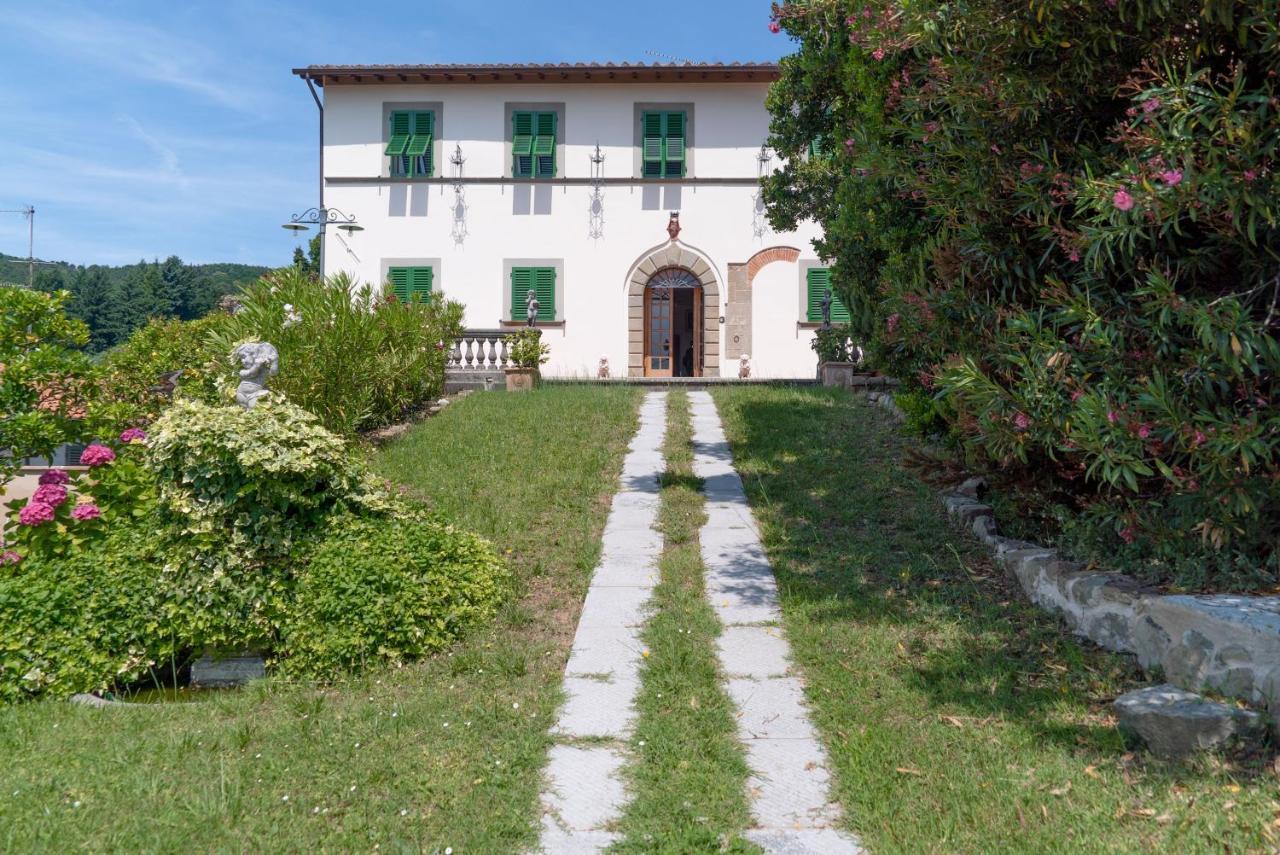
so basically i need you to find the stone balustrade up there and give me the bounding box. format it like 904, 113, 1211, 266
445, 329, 513, 392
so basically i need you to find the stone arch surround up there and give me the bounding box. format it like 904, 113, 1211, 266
724, 246, 801, 363
626, 241, 721, 377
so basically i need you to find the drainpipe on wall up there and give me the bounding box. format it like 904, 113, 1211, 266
304, 76, 325, 277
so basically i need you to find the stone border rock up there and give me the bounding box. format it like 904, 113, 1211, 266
866, 390, 906, 422
939, 477, 1280, 734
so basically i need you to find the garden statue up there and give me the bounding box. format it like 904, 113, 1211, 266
526, 289, 539, 328
739, 353, 752, 379
820, 288, 834, 329
598, 355, 610, 378
233, 342, 279, 410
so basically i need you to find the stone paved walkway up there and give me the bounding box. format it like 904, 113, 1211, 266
537, 390, 861, 854
690, 391, 863, 854
537, 391, 666, 852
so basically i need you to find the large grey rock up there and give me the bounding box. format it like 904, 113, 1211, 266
190, 652, 266, 688
1114, 684, 1266, 758
70, 693, 120, 707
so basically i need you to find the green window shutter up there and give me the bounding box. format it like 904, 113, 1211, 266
386, 112, 411, 156
510, 267, 556, 320
405, 111, 434, 176
641, 112, 664, 178
510, 267, 534, 320
409, 266, 433, 302
512, 112, 535, 178
664, 112, 686, 177
809, 137, 826, 158
532, 112, 557, 177
806, 268, 850, 322
388, 267, 411, 304
533, 267, 556, 321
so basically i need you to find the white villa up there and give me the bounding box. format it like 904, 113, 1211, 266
293, 62, 838, 379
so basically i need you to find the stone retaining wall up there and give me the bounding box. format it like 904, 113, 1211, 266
940, 480, 1280, 731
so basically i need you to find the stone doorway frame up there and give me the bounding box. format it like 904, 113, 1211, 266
626, 240, 720, 378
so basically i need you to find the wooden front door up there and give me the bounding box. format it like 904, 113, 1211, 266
644, 268, 702, 378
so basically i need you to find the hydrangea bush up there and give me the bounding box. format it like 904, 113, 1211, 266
764, 1, 1279, 587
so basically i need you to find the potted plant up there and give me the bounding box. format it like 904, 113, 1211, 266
812, 324, 866, 388
504, 329, 549, 392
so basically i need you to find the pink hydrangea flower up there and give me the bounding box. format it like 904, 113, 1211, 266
18, 501, 56, 527
119, 428, 147, 444
1159, 170, 1183, 186
1112, 189, 1135, 211
71, 503, 102, 522
38, 469, 70, 486
1013, 412, 1032, 430
32, 484, 68, 507
79, 444, 116, 467
1, 550, 20, 566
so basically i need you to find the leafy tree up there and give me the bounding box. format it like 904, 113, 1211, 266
0, 288, 92, 487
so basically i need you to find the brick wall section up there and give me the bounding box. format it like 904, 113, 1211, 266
745, 246, 801, 282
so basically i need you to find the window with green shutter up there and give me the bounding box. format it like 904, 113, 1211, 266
809, 137, 827, 158
387, 266, 434, 304
641, 111, 687, 178
386, 111, 434, 177
512, 111, 557, 178
510, 267, 556, 321
806, 268, 850, 323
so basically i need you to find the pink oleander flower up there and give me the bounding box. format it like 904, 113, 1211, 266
32, 484, 68, 507
1068, 249, 1081, 263
79, 444, 116, 467
1119, 525, 1138, 544
1192, 429, 1207, 446
886, 313, 900, 333
1, 550, 20, 566
18, 501, 56, 527
1106, 410, 1120, 424
1112, 189, 1135, 211
71, 503, 102, 522
119, 428, 147, 444
768, 20, 781, 33
38, 469, 71, 486
872, 48, 886, 61
1159, 170, 1183, 186
1013, 412, 1032, 430
1071, 388, 1085, 402
1242, 169, 1258, 183
1137, 423, 1153, 439
1141, 98, 1161, 114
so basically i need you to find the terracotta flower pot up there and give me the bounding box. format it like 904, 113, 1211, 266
505, 367, 538, 392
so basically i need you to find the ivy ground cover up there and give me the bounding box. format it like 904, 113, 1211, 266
712, 386, 1278, 852
0, 385, 639, 852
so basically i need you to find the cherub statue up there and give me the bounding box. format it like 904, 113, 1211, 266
233, 342, 279, 410
820, 288, 834, 329
597, 355, 611, 379
526, 290, 540, 328
738, 353, 752, 379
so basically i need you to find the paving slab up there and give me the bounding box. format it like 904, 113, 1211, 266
541, 744, 629, 830
745, 828, 865, 854
577, 582, 652, 628
566, 624, 645, 678
741, 736, 842, 828
726, 677, 821, 740
717, 626, 792, 678
589, 554, 660, 588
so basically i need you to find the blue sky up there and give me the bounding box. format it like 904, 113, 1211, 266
0, 1, 787, 268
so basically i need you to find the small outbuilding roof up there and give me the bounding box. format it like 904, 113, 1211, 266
292, 62, 780, 86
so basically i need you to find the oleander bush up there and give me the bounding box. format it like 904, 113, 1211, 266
90, 315, 224, 434
765, 1, 1280, 587
208, 268, 465, 435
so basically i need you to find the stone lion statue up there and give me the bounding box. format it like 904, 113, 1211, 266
233, 342, 279, 410
597, 355, 611, 379
738, 353, 752, 379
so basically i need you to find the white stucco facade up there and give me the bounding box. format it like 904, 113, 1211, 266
303, 65, 824, 378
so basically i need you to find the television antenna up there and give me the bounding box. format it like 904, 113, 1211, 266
643, 49, 701, 65
0, 206, 36, 288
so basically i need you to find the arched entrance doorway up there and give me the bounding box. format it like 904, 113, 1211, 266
644, 267, 702, 377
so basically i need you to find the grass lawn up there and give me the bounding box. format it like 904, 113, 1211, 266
0, 386, 640, 852
712, 385, 1279, 853
614, 390, 756, 853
